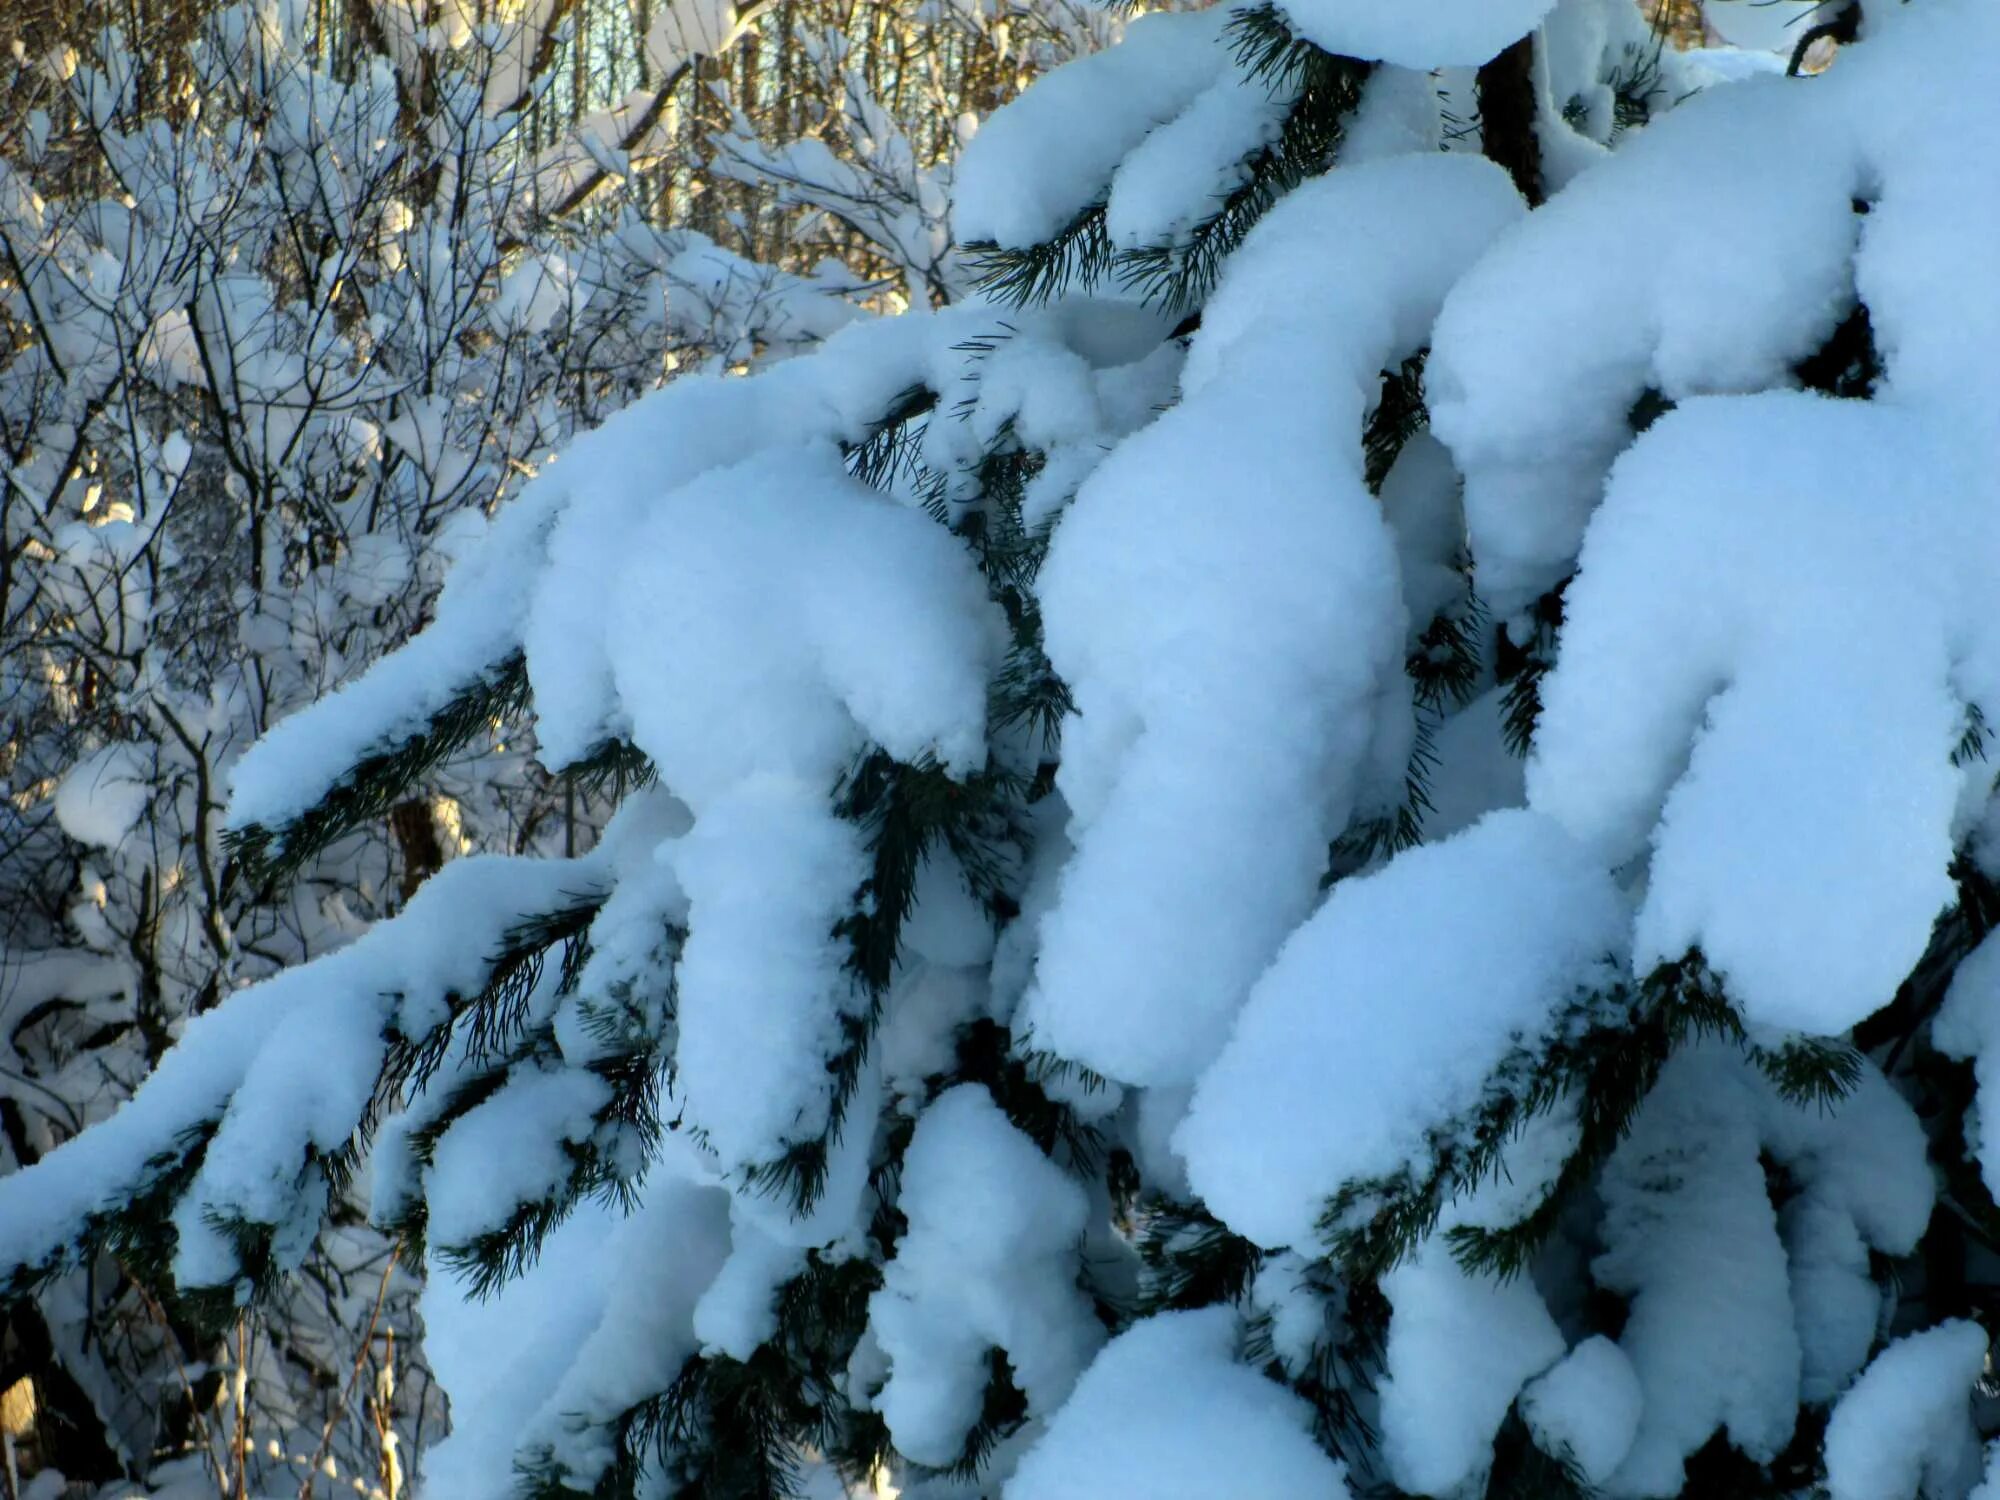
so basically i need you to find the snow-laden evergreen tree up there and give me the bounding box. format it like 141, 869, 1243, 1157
5, 0, 2000, 1496
0, 0, 1110, 1490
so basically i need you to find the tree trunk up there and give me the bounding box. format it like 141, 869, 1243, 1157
1477, 36, 1544, 208
390, 800, 444, 902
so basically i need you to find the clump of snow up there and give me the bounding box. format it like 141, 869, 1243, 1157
1020, 153, 1523, 1091
333, 529, 415, 610
1378, 1239, 1564, 1496
554, 792, 692, 1068
1528, 395, 1978, 1034
913, 299, 1180, 534
952, 8, 1229, 249
692, 1208, 808, 1362
1177, 810, 1624, 1251
1429, 77, 1861, 617
1249, 1254, 1325, 1379
1435, 0, 2000, 628
422, 1165, 731, 1495
1277, 0, 1559, 69
1374, 1112, 1574, 1495
1578, 1049, 1937, 1494
53, 743, 151, 849
1594, 1045, 1801, 1496
1431, 0, 2000, 1046
1823, 1322, 1987, 1500
1104, 63, 1287, 252
867, 1086, 1100, 1467
638, 0, 742, 83
1522, 1336, 1645, 1486
222, 424, 557, 832
1972, 1442, 2000, 1500
1756, 1059, 1933, 1402
522, 1175, 731, 1488
594, 442, 1001, 804
226, 306, 997, 834
666, 778, 868, 1179
1937, 932, 2000, 1203
446, 348, 1009, 1191
1003, 1307, 1351, 1500
1846, 1, 2000, 432
426, 1063, 611, 1251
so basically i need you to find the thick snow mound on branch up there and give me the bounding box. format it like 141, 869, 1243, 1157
1823, 1322, 1987, 1500
599, 443, 1001, 806
1595, 1046, 1801, 1497
1757, 1060, 1933, 1403
1019, 152, 1523, 1091
666, 778, 867, 1177
1429, 75, 1859, 617
1379, 1236, 1565, 1495
426, 1064, 612, 1250
1104, 62, 1288, 252
225, 307, 992, 831
867, 1086, 1100, 1466
1585, 1047, 1937, 1497
422, 1171, 731, 1495
1432, 0, 2000, 617
540, 434, 1004, 1180
952, 8, 1228, 249
1522, 1337, 1645, 1486
1937, 933, 2000, 1205
1003, 1307, 1351, 1500
1177, 810, 1624, 1251
1277, 0, 1558, 68
53, 743, 151, 848
330, 346, 1007, 1191
1530, 395, 1990, 1034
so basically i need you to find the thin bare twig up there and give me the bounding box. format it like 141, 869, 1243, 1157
297, 1251, 396, 1500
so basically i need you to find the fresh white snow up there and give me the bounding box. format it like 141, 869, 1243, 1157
1003, 1308, 1352, 1500
1178, 810, 1624, 1251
